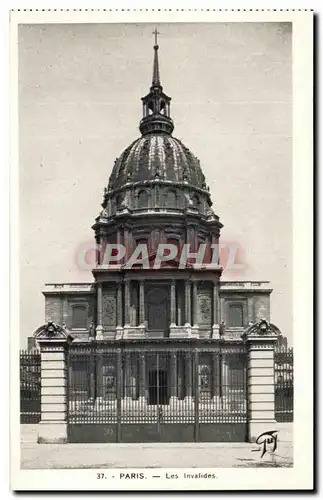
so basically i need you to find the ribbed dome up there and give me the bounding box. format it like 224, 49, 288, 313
108, 134, 206, 191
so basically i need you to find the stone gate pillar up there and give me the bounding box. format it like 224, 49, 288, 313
242, 319, 280, 442
34, 322, 73, 444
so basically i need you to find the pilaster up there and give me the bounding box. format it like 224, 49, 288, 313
124, 279, 131, 327
170, 279, 176, 327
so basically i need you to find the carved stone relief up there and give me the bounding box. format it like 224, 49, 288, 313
198, 285, 212, 325
103, 290, 116, 327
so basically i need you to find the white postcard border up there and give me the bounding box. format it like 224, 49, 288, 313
10, 8, 313, 491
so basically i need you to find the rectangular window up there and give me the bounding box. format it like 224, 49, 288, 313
72, 305, 87, 329
228, 304, 244, 327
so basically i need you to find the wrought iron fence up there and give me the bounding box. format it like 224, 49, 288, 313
274, 345, 293, 422
20, 349, 41, 423
67, 343, 248, 442
19, 341, 293, 432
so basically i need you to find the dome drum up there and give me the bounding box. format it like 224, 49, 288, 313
101, 184, 214, 218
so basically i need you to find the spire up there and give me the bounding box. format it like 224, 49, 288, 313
152, 28, 161, 87
139, 30, 174, 136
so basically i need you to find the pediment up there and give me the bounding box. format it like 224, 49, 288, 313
34, 321, 73, 341
243, 318, 281, 338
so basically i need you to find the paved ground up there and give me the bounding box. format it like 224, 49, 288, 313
20, 425, 293, 469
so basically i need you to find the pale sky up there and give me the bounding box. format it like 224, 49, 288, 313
18, 22, 292, 346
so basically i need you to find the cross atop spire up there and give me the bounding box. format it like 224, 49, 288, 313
152, 28, 160, 47
152, 28, 161, 87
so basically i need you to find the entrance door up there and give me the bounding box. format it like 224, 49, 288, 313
146, 287, 169, 337
148, 370, 168, 405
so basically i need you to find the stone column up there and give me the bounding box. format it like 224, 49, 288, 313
34, 323, 73, 444
170, 280, 176, 326
169, 352, 178, 404
96, 282, 104, 339
185, 352, 193, 402
124, 279, 131, 327
139, 280, 145, 326
185, 280, 192, 327
192, 281, 198, 326
242, 319, 279, 442
139, 353, 146, 404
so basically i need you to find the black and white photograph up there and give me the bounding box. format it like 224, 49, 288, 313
10, 9, 313, 491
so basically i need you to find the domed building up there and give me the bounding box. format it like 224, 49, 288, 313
39, 36, 275, 442
90, 37, 225, 341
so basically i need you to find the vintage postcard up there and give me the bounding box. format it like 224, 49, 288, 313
10, 9, 313, 491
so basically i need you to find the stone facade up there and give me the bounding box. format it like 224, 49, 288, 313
38, 280, 272, 343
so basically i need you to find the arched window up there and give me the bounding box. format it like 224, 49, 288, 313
148, 101, 154, 115
228, 304, 244, 327
165, 189, 177, 208
192, 194, 202, 212
115, 194, 122, 210
72, 305, 87, 329
138, 190, 148, 208
160, 100, 166, 115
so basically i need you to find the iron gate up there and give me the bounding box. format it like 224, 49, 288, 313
20, 349, 41, 423
274, 345, 294, 422
67, 343, 248, 443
